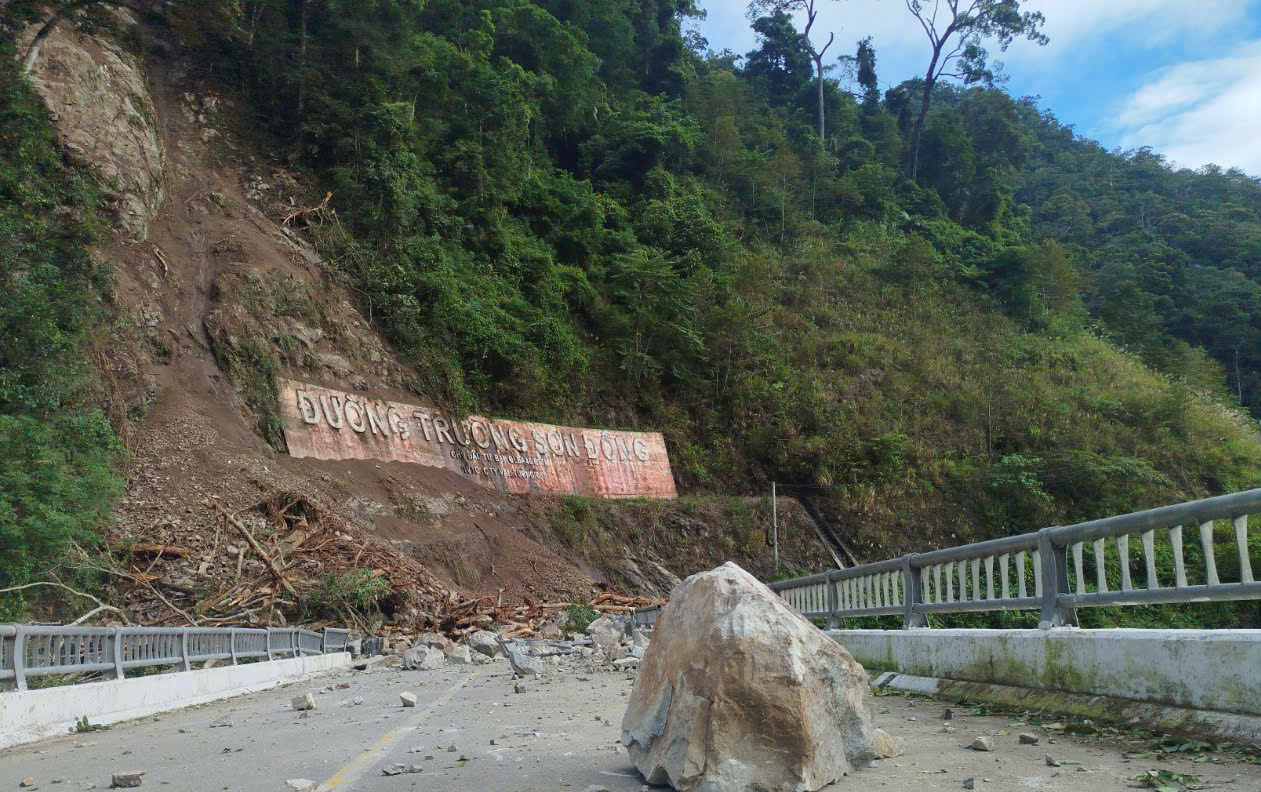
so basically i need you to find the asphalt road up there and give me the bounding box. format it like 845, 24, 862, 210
3, 656, 1259, 791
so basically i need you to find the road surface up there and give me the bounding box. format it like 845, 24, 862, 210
3, 656, 1258, 791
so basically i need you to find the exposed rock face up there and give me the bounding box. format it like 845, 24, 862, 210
621, 562, 875, 792
22, 12, 164, 240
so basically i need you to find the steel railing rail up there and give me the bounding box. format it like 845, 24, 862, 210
0, 625, 351, 692
771, 487, 1261, 629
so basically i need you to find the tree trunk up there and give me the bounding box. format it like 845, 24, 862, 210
296, 0, 309, 124
908, 46, 942, 181
814, 53, 825, 143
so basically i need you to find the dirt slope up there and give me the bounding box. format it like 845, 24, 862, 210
29, 17, 835, 631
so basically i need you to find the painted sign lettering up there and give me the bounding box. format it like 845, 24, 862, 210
277, 378, 677, 499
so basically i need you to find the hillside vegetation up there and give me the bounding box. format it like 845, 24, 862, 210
2, 0, 1260, 618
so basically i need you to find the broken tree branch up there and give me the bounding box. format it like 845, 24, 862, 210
211, 500, 299, 598
0, 581, 133, 626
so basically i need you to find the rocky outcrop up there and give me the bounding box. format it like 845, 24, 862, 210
21, 12, 164, 240
621, 562, 875, 792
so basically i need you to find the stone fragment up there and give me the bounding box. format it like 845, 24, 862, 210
969, 736, 994, 752
587, 616, 624, 658
962, 778, 975, 790
412, 633, 454, 654
1045, 754, 1060, 767
583, 786, 610, 792
471, 630, 499, 655
110, 772, 144, 788
629, 645, 646, 659
291, 693, 316, 711
872, 728, 904, 758
20, 780, 34, 788
612, 657, 640, 669
401, 647, 426, 670
419, 647, 445, 671
381, 764, 406, 776
352, 696, 364, 706
942, 708, 952, 720
507, 651, 544, 678
514, 683, 527, 694
1019, 733, 1039, 745
210, 714, 234, 728
400, 692, 417, 707
448, 645, 473, 665
622, 562, 875, 792
284, 781, 315, 791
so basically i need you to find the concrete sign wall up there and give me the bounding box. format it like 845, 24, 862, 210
277, 378, 678, 499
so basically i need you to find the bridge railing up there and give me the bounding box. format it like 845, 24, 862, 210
772, 487, 1261, 629
0, 624, 351, 691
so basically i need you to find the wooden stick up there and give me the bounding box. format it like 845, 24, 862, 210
212, 500, 298, 598
0, 581, 133, 626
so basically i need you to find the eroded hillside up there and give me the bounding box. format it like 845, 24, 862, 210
4, 2, 1261, 632
3, 12, 832, 633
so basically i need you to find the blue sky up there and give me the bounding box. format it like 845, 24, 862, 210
692, 0, 1261, 175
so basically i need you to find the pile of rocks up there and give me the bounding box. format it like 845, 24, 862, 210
400, 632, 494, 670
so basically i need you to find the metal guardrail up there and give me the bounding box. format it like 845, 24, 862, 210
0, 625, 350, 691
771, 488, 1261, 629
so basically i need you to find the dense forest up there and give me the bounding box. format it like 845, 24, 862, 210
2, 0, 1261, 616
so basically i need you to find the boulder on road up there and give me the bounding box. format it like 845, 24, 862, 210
621, 562, 875, 792
412, 633, 453, 654
291, 693, 315, 712
110, 771, 144, 788
401, 647, 426, 670
418, 646, 445, 671
587, 616, 624, 657
872, 728, 904, 758
448, 645, 473, 665
506, 650, 545, 678
468, 631, 501, 657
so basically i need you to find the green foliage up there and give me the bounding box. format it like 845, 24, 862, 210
305, 570, 390, 621
0, 43, 122, 618
560, 602, 599, 633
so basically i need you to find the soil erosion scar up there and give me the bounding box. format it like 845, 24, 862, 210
277, 377, 678, 499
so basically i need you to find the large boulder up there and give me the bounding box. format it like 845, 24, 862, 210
468, 631, 500, 657
621, 562, 875, 792
587, 616, 624, 657
412, 633, 453, 654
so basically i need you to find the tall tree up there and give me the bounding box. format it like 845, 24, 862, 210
747, 0, 834, 143
902, 0, 1047, 181
854, 36, 879, 114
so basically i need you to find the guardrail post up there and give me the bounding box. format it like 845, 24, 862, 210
290, 629, 299, 659
902, 554, 928, 629
180, 628, 192, 672
229, 628, 239, 665
1037, 528, 1078, 629
13, 625, 27, 691
825, 572, 841, 628
112, 627, 125, 680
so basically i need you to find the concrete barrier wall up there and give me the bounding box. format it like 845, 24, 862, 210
830, 628, 1261, 716
0, 652, 350, 750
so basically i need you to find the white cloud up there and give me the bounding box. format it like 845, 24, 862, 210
1112, 41, 1261, 172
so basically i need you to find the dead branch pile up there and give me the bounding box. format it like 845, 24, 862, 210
86, 490, 664, 644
